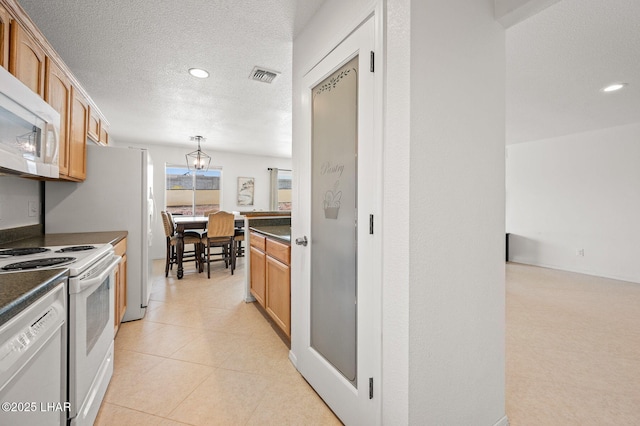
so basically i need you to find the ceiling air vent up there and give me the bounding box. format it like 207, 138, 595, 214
250, 67, 280, 84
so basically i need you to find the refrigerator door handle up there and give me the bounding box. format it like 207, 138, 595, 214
148, 187, 156, 243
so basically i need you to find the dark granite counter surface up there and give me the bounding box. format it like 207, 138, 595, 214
0, 268, 68, 326
242, 211, 291, 218
0, 231, 127, 249
250, 225, 291, 243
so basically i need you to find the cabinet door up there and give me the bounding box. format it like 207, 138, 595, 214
113, 260, 121, 332
9, 22, 46, 97
250, 246, 266, 307
0, 4, 9, 69
88, 108, 100, 142
45, 58, 71, 176
68, 87, 88, 180
99, 125, 109, 145
118, 253, 127, 324
266, 256, 291, 337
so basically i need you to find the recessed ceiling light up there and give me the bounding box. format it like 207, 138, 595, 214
188, 68, 209, 79
601, 82, 628, 93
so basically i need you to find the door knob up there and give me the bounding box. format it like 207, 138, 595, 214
295, 236, 308, 246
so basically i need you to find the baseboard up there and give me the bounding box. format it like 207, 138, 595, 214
288, 350, 298, 368
509, 257, 639, 284
493, 415, 509, 426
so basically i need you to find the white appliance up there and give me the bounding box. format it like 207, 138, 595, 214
0, 243, 118, 426
0, 66, 60, 179
45, 145, 155, 322
0, 279, 67, 426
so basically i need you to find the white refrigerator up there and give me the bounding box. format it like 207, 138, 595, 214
45, 144, 155, 322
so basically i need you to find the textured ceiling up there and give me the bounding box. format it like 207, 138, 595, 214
507, 0, 640, 144
17, 0, 640, 153
18, 0, 326, 158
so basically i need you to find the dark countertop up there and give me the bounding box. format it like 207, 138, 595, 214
0, 231, 128, 248
250, 225, 291, 243
0, 268, 68, 326
0, 231, 127, 325
242, 211, 291, 218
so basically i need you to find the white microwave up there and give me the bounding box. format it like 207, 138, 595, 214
0, 66, 60, 179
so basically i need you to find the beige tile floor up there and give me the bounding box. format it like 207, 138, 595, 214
95, 258, 640, 425
506, 262, 640, 425
95, 258, 341, 426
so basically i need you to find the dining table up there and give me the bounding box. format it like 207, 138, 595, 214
172, 215, 245, 279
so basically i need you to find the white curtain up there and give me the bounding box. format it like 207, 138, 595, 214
269, 168, 279, 210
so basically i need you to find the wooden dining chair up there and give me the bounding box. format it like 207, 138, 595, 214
201, 211, 236, 278
234, 227, 245, 258
161, 211, 202, 277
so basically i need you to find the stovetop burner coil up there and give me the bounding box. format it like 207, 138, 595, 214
0, 247, 50, 257
55, 245, 96, 253
1, 257, 76, 271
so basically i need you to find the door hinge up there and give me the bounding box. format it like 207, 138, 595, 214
370, 51, 375, 72
369, 214, 374, 234
369, 377, 374, 399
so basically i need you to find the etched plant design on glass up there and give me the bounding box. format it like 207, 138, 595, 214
323, 180, 342, 219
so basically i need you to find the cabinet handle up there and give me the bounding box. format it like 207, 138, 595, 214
295, 236, 308, 247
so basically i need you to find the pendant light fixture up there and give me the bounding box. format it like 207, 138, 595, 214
185, 135, 211, 172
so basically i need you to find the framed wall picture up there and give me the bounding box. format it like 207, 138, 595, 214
237, 176, 255, 206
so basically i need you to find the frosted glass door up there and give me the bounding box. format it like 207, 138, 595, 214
311, 56, 358, 385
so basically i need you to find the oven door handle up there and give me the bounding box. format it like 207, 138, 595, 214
71, 256, 121, 293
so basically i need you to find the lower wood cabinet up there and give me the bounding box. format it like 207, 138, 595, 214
249, 231, 291, 337
113, 237, 127, 335
250, 246, 266, 306
266, 255, 291, 336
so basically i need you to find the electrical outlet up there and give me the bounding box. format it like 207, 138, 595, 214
576, 248, 584, 257
28, 201, 38, 217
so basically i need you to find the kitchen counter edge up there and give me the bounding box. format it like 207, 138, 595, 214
0, 268, 68, 326
249, 226, 291, 244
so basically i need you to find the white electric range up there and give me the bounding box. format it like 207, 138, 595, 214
0, 244, 112, 275
0, 243, 119, 426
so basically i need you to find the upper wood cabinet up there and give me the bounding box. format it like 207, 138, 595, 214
69, 87, 88, 181
88, 107, 100, 142
9, 21, 45, 97
45, 58, 71, 177
0, 4, 9, 69
1, 0, 110, 179
89, 107, 110, 145
99, 124, 109, 145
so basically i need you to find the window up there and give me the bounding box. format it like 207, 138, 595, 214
269, 168, 292, 211
165, 165, 221, 216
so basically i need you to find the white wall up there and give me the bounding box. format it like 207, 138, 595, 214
112, 141, 291, 259
383, 0, 411, 422
507, 122, 640, 283
0, 175, 41, 230
293, 0, 506, 424
408, 0, 505, 424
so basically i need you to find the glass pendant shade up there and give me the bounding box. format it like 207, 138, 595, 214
186, 136, 211, 172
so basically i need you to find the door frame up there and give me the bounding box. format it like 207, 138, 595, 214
290, 3, 384, 424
